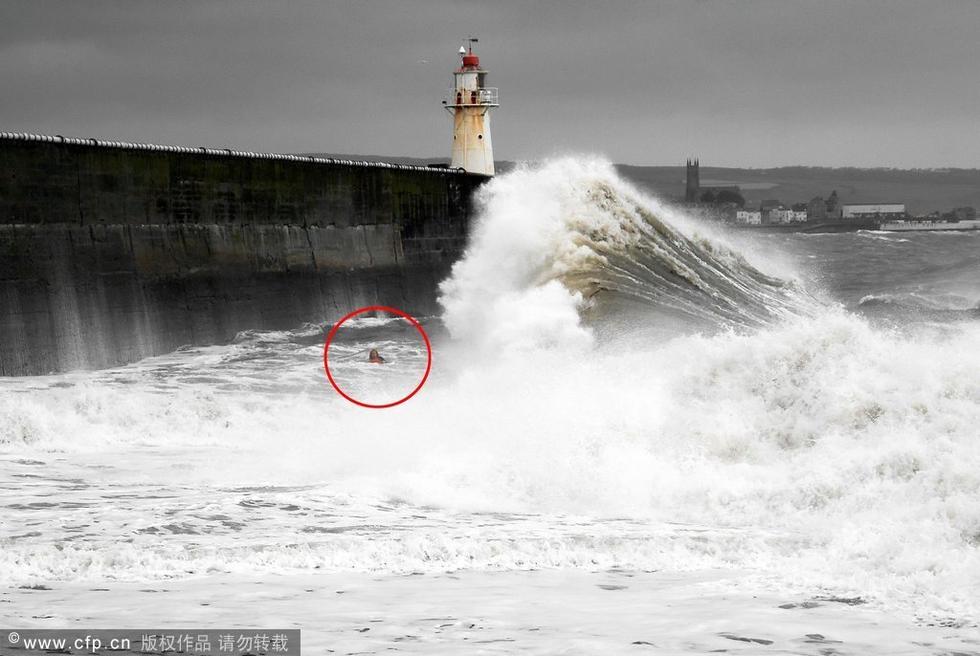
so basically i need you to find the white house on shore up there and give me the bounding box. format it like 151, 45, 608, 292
763, 207, 809, 224
735, 210, 762, 225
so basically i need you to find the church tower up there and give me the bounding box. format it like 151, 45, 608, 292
685, 158, 700, 203
444, 39, 498, 176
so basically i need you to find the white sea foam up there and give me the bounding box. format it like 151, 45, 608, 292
1, 157, 978, 627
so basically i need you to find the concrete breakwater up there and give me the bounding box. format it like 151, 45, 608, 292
0, 133, 484, 375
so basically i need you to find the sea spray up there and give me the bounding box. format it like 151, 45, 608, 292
439, 157, 813, 356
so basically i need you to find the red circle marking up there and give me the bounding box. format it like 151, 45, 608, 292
323, 305, 432, 409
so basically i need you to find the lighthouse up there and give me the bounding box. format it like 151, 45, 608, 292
444, 38, 498, 176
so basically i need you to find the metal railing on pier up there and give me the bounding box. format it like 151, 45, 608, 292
0, 132, 467, 175
446, 87, 499, 107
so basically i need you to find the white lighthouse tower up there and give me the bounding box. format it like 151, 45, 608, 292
444, 38, 498, 176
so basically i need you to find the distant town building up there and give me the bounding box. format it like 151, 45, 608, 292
769, 207, 794, 224
683, 158, 743, 208
807, 196, 827, 222
841, 203, 906, 219
735, 210, 762, 225
685, 158, 700, 203
726, 186, 914, 230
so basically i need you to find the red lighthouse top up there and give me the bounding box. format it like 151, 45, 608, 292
459, 38, 481, 70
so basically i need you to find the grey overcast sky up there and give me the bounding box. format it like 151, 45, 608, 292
1, 1, 978, 168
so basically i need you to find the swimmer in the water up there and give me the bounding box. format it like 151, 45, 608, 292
368, 348, 385, 364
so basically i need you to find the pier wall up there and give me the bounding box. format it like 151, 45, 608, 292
0, 134, 482, 375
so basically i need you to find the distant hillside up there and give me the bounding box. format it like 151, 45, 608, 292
304, 154, 979, 215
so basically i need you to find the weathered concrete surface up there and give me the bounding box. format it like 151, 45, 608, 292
0, 136, 482, 375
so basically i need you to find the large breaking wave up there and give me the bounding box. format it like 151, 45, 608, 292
439, 158, 814, 353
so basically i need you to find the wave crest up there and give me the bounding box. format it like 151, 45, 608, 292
439, 157, 813, 353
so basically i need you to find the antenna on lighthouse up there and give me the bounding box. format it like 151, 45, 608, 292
444, 39, 498, 176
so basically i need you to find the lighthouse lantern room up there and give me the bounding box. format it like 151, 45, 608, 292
444, 38, 498, 176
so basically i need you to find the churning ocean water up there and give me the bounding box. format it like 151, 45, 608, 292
2, 159, 979, 654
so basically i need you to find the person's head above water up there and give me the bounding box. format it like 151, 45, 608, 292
368, 348, 385, 364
